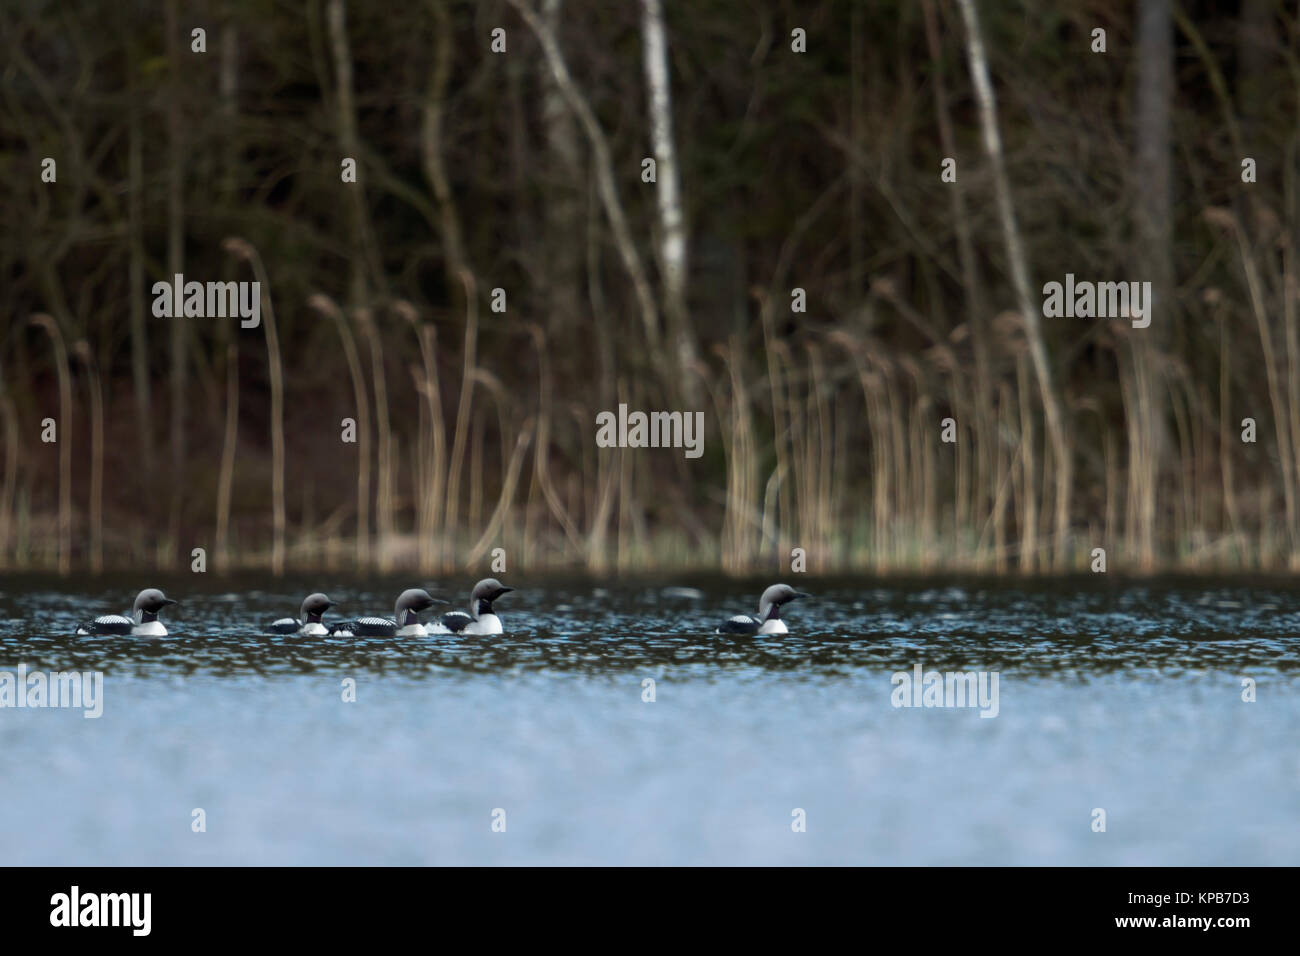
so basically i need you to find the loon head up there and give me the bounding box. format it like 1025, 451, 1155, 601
300, 592, 336, 623
470, 578, 514, 618
132, 588, 178, 625
394, 588, 447, 625
757, 583, 809, 622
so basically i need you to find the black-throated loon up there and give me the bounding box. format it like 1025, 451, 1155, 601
715, 583, 809, 635
267, 593, 337, 635
429, 578, 515, 635
328, 588, 447, 637
76, 588, 179, 636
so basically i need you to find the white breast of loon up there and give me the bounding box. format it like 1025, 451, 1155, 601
467, 612, 503, 635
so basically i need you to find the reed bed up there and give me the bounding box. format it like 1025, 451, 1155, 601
4, 278, 1299, 577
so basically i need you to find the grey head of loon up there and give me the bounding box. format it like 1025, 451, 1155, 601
133, 588, 178, 625
300, 592, 336, 623
757, 583, 809, 622
469, 578, 514, 618
395, 588, 447, 625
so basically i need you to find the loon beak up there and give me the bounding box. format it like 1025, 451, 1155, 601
499, 587, 515, 594
791, 592, 810, 601
162, 598, 179, 607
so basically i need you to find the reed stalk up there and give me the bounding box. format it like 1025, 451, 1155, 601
72, 341, 103, 574
310, 293, 371, 569
215, 341, 239, 570
30, 314, 72, 575
224, 238, 286, 575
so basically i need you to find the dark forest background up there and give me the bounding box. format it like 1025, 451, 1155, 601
1, 0, 1296, 576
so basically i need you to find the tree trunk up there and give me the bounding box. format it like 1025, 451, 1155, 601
127, 29, 151, 477
539, 0, 583, 358
165, 0, 187, 563
956, 0, 1072, 569
640, 0, 698, 400
326, 0, 372, 309
508, 0, 663, 359
923, 0, 993, 561
1134, 0, 1174, 569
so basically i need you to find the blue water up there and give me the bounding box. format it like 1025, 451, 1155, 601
1, 575, 1296, 864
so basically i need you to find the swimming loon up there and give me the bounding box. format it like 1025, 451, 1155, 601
429, 578, 515, 635
328, 588, 447, 637
267, 593, 337, 635
715, 584, 809, 635
76, 588, 179, 636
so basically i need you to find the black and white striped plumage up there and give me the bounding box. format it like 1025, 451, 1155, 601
329, 615, 403, 637
76, 588, 178, 636
267, 593, 336, 635
716, 614, 764, 635
714, 584, 809, 636
76, 614, 135, 636
329, 588, 446, 637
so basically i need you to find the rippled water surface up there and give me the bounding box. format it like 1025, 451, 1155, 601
1, 573, 1297, 864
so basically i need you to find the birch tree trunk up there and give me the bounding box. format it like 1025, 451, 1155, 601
923, 0, 993, 558
956, 0, 1072, 569
640, 0, 699, 398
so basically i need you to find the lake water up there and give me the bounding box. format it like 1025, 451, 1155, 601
1, 573, 1297, 865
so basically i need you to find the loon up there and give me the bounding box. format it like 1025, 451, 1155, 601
267, 593, 337, 635
715, 583, 809, 635
76, 588, 178, 636
429, 578, 515, 635
328, 588, 447, 637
